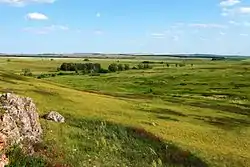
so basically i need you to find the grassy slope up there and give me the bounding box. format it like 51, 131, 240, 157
0, 57, 250, 167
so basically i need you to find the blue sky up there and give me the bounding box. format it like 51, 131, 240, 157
0, 0, 250, 55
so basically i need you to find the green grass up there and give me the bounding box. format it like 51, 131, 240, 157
6, 146, 47, 167
42, 115, 207, 167
0, 57, 250, 167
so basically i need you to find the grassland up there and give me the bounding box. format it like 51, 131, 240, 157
0, 57, 250, 167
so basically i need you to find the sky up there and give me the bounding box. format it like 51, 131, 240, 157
0, 0, 250, 55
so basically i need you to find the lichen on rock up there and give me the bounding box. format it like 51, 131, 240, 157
0, 93, 43, 153
44, 111, 65, 123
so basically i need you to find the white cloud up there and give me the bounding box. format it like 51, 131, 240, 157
175, 22, 185, 26
221, 7, 231, 16
75, 29, 82, 33
23, 25, 68, 34
220, 32, 226, 35
229, 20, 238, 25
189, 23, 227, 28
221, 12, 229, 16
238, 7, 250, 14
0, 0, 55, 6
240, 33, 248, 36
243, 21, 250, 26
26, 13, 48, 20
220, 0, 240, 7
151, 33, 164, 36
150, 33, 166, 39
94, 30, 103, 35
96, 12, 101, 17
228, 20, 250, 26
222, 7, 250, 16
173, 36, 179, 41
199, 37, 207, 41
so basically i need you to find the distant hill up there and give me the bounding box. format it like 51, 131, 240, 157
0, 53, 249, 59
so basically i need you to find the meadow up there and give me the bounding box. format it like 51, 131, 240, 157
0, 56, 250, 167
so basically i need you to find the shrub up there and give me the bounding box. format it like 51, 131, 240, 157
37, 73, 57, 79
212, 57, 225, 61
137, 63, 144, 69
180, 83, 187, 86
22, 69, 32, 76
108, 63, 118, 72
58, 72, 64, 76
132, 66, 137, 70
118, 64, 124, 71
37, 74, 46, 79
124, 64, 130, 70
82, 69, 88, 74
89, 73, 100, 76
50, 59, 54, 61
167, 64, 170, 67
147, 64, 153, 69
7, 59, 11, 62
84, 58, 89, 61
99, 68, 109, 73
149, 88, 153, 93
179, 64, 185, 67
142, 63, 152, 69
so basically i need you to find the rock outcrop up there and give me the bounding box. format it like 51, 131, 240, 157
0, 93, 43, 151
0, 154, 9, 167
0, 134, 8, 167
44, 111, 65, 123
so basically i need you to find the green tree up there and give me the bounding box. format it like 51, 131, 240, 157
138, 63, 144, 69
108, 63, 118, 72
124, 64, 130, 70
179, 63, 185, 67
118, 64, 124, 71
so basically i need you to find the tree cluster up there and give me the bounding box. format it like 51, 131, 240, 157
137, 63, 152, 69
60, 63, 101, 73
108, 64, 130, 72
58, 62, 152, 75
211, 57, 225, 61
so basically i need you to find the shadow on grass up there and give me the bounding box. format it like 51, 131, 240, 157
156, 116, 179, 122
0, 88, 20, 94
0, 77, 17, 84
141, 108, 187, 117
194, 115, 250, 130
237, 103, 250, 108
32, 89, 59, 97
63, 114, 208, 167
0, 72, 29, 82
189, 102, 250, 116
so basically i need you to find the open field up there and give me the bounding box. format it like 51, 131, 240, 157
0, 57, 250, 167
